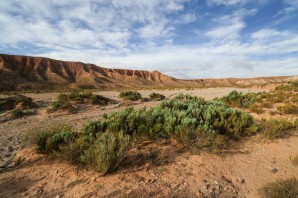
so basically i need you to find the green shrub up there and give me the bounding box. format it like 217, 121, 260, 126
48, 100, 77, 113
82, 132, 131, 174
149, 92, 166, 100
90, 94, 113, 105
259, 178, 298, 198
119, 91, 142, 101
11, 109, 24, 118
277, 103, 298, 114
260, 119, 296, 140
0, 95, 36, 112
217, 90, 256, 108
26, 124, 75, 153
83, 120, 102, 141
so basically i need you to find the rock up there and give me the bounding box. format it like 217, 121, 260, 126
238, 177, 245, 184
271, 168, 278, 174
7, 146, 14, 152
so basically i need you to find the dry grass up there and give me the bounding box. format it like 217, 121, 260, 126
259, 178, 298, 198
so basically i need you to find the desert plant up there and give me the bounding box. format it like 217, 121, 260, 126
119, 91, 142, 101
149, 92, 166, 100
249, 104, 264, 114
217, 90, 256, 108
82, 132, 131, 174
259, 178, 298, 198
259, 119, 296, 140
277, 103, 298, 115
26, 123, 75, 153
0, 95, 36, 112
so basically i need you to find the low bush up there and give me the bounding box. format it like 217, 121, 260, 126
81, 132, 131, 174
277, 103, 298, 115
49, 91, 113, 112
0, 95, 36, 112
149, 92, 166, 100
249, 104, 264, 114
259, 119, 296, 140
259, 178, 298, 198
119, 91, 142, 101
217, 90, 256, 108
26, 124, 75, 153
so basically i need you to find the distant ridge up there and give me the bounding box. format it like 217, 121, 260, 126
0, 54, 296, 91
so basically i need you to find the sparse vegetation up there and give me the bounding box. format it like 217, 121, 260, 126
259, 178, 298, 198
249, 104, 264, 114
259, 119, 296, 140
149, 92, 166, 100
277, 103, 298, 115
0, 95, 37, 112
48, 91, 114, 113
119, 90, 142, 101
291, 154, 298, 167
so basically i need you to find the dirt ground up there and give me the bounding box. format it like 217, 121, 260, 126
0, 87, 297, 198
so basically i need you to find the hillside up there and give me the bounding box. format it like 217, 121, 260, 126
0, 54, 296, 91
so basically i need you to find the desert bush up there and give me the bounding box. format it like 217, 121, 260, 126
149, 92, 166, 100
260, 101, 273, 109
83, 120, 102, 141
11, 109, 25, 118
291, 154, 298, 167
259, 178, 298, 198
276, 82, 298, 92
0, 95, 36, 112
217, 90, 256, 108
49, 91, 113, 112
81, 132, 131, 174
259, 119, 296, 140
249, 104, 264, 114
26, 124, 75, 153
119, 91, 142, 101
277, 103, 298, 114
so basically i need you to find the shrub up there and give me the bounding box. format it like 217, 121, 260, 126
249, 104, 264, 114
277, 103, 298, 115
48, 100, 77, 113
259, 119, 296, 140
119, 91, 142, 101
0, 95, 36, 112
82, 132, 131, 174
259, 178, 298, 198
217, 90, 256, 108
291, 154, 298, 167
26, 124, 75, 153
11, 109, 24, 118
149, 92, 166, 100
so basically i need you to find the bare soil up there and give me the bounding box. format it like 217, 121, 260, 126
0, 87, 297, 198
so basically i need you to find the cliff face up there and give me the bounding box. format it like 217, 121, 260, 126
0, 54, 181, 90
0, 54, 296, 91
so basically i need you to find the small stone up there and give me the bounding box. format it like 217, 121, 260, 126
55, 170, 59, 174
238, 177, 245, 184
55, 195, 61, 198
271, 168, 278, 174
263, 148, 266, 151
7, 146, 14, 152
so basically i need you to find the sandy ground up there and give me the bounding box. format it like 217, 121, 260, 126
0, 87, 297, 198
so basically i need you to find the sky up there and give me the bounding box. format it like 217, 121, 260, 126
1, 0, 298, 79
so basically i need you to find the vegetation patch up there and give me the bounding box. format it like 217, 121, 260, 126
119, 91, 142, 101
249, 104, 264, 114
259, 178, 298, 198
0, 95, 37, 112
259, 119, 296, 140
277, 103, 298, 115
216, 90, 256, 108
48, 91, 114, 113
149, 92, 166, 100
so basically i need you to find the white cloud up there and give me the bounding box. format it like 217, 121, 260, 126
207, 0, 251, 6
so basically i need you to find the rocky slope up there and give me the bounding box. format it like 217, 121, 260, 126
0, 54, 186, 91
0, 54, 296, 91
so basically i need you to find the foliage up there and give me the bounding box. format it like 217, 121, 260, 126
26, 123, 75, 153
216, 90, 256, 108
149, 92, 166, 100
81, 132, 131, 174
0, 95, 36, 112
249, 104, 264, 114
11, 109, 25, 118
49, 91, 113, 112
119, 91, 142, 101
275, 81, 298, 92
259, 119, 296, 140
277, 103, 298, 115
259, 178, 298, 198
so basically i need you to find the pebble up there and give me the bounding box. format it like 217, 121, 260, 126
271, 168, 278, 174
238, 177, 245, 184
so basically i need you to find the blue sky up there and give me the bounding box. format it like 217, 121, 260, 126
1, 0, 298, 79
